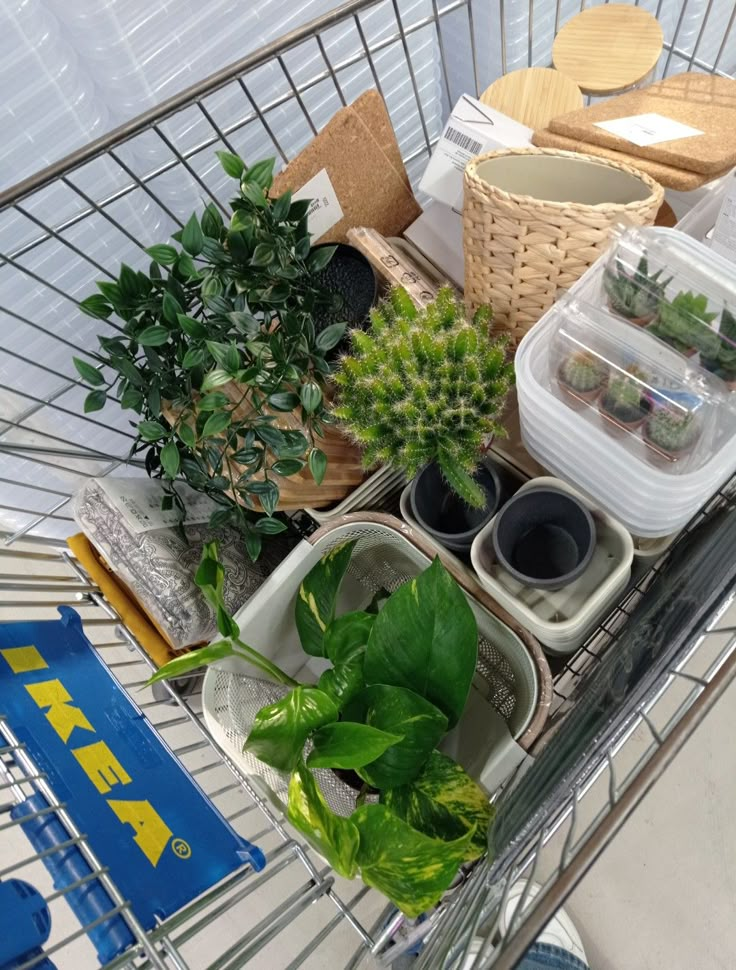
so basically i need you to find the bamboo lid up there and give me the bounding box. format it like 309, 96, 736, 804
552, 4, 663, 96
480, 67, 583, 130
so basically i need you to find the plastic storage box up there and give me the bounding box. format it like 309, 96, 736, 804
516, 294, 736, 536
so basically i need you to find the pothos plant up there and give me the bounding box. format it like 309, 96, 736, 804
72, 151, 345, 560
150, 540, 494, 916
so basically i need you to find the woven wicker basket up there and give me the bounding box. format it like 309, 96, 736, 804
463, 147, 664, 346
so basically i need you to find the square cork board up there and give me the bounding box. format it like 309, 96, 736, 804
271, 91, 420, 243
531, 128, 732, 191
549, 73, 736, 176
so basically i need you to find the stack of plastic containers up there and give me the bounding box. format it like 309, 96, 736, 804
516, 226, 736, 538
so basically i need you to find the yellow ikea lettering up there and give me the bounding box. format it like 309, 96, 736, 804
25, 679, 94, 743
1, 645, 48, 674
107, 799, 172, 867
73, 740, 132, 794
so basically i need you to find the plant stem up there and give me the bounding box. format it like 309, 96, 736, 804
232, 636, 300, 687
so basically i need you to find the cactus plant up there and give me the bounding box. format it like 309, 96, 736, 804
649, 291, 719, 358
333, 286, 514, 509
645, 408, 699, 456
604, 256, 671, 324
701, 307, 736, 386
600, 365, 650, 426
558, 351, 608, 396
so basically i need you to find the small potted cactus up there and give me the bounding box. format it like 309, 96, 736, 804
333, 286, 514, 552
598, 365, 651, 434
648, 291, 719, 359
644, 408, 700, 462
557, 351, 608, 408
603, 256, 671, 327
701, 307, 736, 390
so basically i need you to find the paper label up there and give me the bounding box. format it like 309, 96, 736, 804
418, 95, 533, 210
710, 172, 736, 262
293, 168, 343, 239
97, 478, 216, 533
593, 113, 704, 147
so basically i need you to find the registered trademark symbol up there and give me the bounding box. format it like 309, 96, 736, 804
171, 838, 191, 859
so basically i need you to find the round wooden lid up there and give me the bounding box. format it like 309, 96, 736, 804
552, 4, 663, 96
480, 67, 583, 130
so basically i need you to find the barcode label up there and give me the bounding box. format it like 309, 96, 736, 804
443, 126, 483, 155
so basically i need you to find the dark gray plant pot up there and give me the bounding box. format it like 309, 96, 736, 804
491, 486, 596, 589
410, 461, 502, 556
311, 243, 378, 356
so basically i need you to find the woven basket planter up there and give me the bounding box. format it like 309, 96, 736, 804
463, 148, 664, 346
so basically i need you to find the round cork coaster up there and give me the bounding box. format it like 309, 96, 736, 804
553, 4, 663, 96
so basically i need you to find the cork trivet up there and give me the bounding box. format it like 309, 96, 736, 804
532, 128, 731, 190
552, 4, 663, 96
271, 94, 420, 244
480, 67, 583, 130
352, 90, 411, 190
548, 73, 736, 176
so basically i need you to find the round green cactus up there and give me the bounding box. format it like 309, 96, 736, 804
332, 286, 514, 508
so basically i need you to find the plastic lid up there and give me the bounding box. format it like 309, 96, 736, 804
604, 226, 736, 385
548, 297, 734, 475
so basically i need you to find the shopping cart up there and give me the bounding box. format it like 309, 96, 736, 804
2, 0, 736, 967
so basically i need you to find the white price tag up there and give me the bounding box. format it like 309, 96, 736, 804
97, 478, 217, 534
292, 168, 343, 240
593, 113, 704, 147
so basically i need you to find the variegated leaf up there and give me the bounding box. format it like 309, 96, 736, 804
287, 762, 359, 878
353, 803, 473, 917
243, 686, 337, 772
295, 540, 357, 656
382, 751, 493, 861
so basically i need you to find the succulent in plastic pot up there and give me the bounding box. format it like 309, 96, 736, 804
150, 541, 494, 918
649, 291, 719, 358
604, 256, 671, 325
644, 408, 700, 460
333, 286, 514, 509
557, 350, 608, 404
598, 365, 651, 432
701, 307, 736, 389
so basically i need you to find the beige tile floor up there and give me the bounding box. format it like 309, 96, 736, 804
565, 677, 736, 970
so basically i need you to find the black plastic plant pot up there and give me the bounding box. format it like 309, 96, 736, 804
311, 243, 378, 356
410, 461, 502, 555
491, 486, 596, 589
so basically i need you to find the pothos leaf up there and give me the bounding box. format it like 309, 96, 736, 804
381, 751, 493, 861
352, 803, 473, 918
363, 557, 478, 729
287, 762, 359, 879
306, 722, 401, 770
243, 686, 338, 772
295, 540, 357, 657
146, 639, 235, 686
343, 684, 447, 789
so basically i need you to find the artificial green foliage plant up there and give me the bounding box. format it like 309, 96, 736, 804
72, 151, 345, 560
150, 540, 494, 916
332, 286, 514, 509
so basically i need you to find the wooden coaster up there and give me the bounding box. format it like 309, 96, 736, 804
531, 127, 731, 191
552, 4, 663, 96
479, 67, 583, 130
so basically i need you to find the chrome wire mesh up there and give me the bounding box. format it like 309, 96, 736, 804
3, 0, 736, 967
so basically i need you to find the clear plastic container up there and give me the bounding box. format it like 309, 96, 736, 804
549, 299, 732, 474
600, 226, 736, 388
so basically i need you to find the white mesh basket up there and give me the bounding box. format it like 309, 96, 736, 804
202, 514, 552, 813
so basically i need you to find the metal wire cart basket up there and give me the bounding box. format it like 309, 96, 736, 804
3, 0, 736, 967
